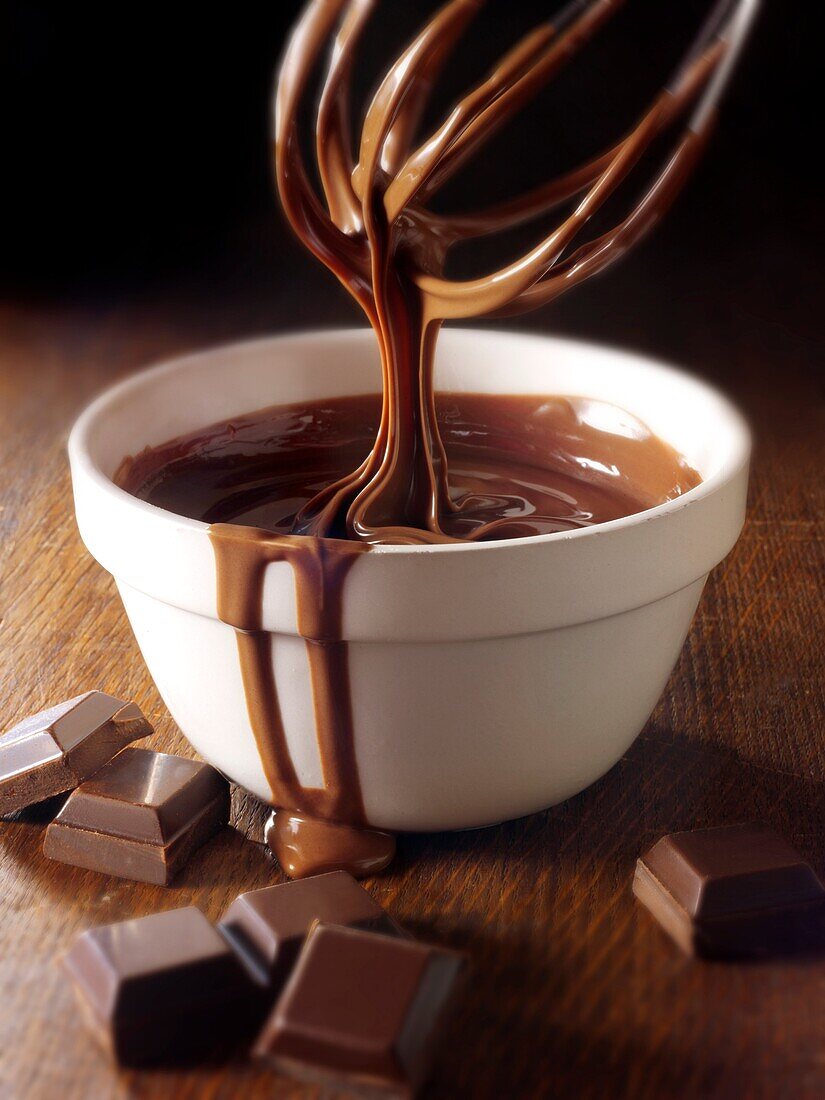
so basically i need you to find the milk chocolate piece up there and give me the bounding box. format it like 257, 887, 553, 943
43, 748, 229, 884
634, 823, 825, 957
0, 691, 152, 816
65, 906, 262, 1065
220, 871, 402, 990
254, 922, 463, 1097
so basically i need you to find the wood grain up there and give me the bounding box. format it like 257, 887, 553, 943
0, 280, 822, 1100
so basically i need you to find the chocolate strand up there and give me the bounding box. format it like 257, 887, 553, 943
382, 23, 557, 220
352, 0, 484, 207
315, 0, 375, 236
416, 102, 667, 319
487, 47, 725, 317
414, 2, 754, 319
403, 0, 624, 215
424, 45, 723, 241
689, 0, 759, 132
274, 0, 371, 303
491, 131, 710, 319
489, 0, 760, 317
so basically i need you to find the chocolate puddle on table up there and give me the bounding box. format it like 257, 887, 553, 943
115, 0, 738, 874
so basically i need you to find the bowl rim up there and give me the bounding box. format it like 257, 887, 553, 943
68, 326, 752, 555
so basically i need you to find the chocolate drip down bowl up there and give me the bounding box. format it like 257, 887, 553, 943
68, 328, 750, 831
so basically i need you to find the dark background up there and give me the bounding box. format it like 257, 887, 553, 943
1, 1, 819, 389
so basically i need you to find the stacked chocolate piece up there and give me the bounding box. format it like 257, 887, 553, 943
1, 691, 230, 884
66, 871, 464, 1096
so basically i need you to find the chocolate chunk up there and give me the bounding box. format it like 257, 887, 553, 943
220, 871, 402, 991
0, 691, 152, 816
43, 747, 229, 884
634, 823, 825, 957
65, 906, 263, 1065
265, 810, 396, 879
254, 922, 463, 1097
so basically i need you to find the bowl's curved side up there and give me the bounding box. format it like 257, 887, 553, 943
118, 576, 707, 829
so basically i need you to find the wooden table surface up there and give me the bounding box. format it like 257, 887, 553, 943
0, 245, 822, 1100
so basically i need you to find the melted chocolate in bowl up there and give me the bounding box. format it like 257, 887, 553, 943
118, 393, 699, 539
117, 391, 700, 875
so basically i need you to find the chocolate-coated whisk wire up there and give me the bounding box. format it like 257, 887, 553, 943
491, 0, 761, 317
274, 0, 759, 323
690, 0, 759, 131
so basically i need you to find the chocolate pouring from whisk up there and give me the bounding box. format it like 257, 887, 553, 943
205, 0, 759, 828
274, 0, 758, 325
273, 0, 758, 543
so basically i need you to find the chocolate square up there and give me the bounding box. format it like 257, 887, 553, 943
220, 870, 402, 991
65, 906, 262, 1065
634, 823, 825, 957
43, 747, 229, 884
254, 922, 463, 1097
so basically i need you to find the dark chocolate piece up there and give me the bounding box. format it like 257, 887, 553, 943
65, 906, 262, 1065
220, 870, 402, 990
0, 691, 152, 816
265, 810, 396, 880
634, 823, 825, 957
254, 922, 463, 1097
43, 747, 229, 884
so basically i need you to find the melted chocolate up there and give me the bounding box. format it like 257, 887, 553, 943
209, 524, 367, 825
265, 811, 396, 880
115, 0, 751, 870
119, 393, 700, 540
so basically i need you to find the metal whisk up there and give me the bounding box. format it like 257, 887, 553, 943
275, 0, 759, 327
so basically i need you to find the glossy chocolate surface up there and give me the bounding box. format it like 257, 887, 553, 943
65, 906, 260, 1065
43, 748, 230, 884
265, 810, 396, 880
119, 392, 700, 541
220, 870, 401, 990
634, 824, 825, 957
271, 0, 722, 546
254, 922, 463, 1096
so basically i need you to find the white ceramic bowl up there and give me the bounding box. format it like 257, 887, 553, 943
68, 328, 750, 831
